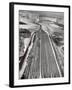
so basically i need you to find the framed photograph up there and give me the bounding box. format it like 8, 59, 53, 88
9, 2, 70, 87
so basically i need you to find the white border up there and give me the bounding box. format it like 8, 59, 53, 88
14, 4, 69, 86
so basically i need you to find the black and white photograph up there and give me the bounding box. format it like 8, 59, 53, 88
9, 2, 70, 87
19, 10, 64, 79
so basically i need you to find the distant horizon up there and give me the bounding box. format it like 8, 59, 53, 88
19, 10, 64, 19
